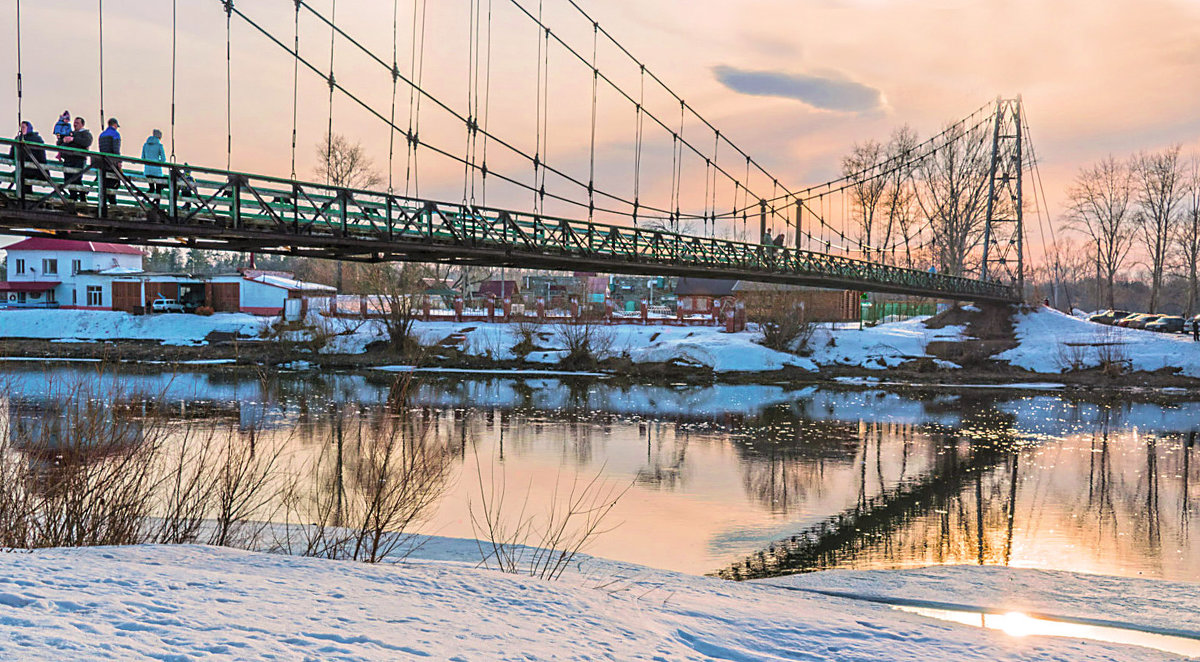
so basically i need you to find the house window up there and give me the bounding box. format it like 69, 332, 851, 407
86, 286, 102, 307
45, 289, 55, 304
72, 289, 77, 305
71, 259, 81, 275
14, 259, 24, 275
16, 293, 26, 305
43, 259, 58, 275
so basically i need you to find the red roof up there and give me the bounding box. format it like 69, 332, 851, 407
4, 237, 144, 256
0, 281, 60, 292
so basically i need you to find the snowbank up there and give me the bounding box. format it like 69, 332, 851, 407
808, 316, 967, 369
0, 309, 263, 344
0, 545, 1176, 660
995, 308, 1200, 377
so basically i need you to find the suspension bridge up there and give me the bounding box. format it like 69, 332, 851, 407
1, 0, 1041, 303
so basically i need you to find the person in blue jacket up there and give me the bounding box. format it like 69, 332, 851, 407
96, 117, 121, 206
141, 129, 167, 199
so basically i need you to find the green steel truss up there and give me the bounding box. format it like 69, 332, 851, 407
0, 138, 1018, 302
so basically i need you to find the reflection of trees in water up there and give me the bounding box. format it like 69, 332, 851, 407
718, 401, 1023, 579
719, 399, 1200, 580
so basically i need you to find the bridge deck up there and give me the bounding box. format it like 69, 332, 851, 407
0, 139, 1018, 302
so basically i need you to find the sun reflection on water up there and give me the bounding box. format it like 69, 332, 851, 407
896, 606, 1200, 658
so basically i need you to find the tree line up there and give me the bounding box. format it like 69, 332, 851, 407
1066, 146, 1200, 315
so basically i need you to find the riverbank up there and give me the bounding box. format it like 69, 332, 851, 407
0, 542, 1191, 661
1, 306, 1199, 389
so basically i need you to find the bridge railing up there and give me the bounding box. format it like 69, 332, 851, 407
0, 138, 1018, 302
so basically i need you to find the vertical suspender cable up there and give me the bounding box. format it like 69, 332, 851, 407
224, 0, 232, 169
531, 0, 543, 213
170, 0, 177, 161
98, 0, 105, 128
14, 0, 21, 131
586, 22, 598, 220
480, 0, 493, 205
386, 0, 398, 192
405, 0, 426, 195
631, 65, 643, 228
290, 0, 300, 178
325, 0, 336, 184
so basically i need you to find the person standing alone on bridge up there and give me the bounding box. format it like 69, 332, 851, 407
60, 117, 93, 203
10, 121, 47, 196
141, 129, 167, 201
96, 118, 122, 207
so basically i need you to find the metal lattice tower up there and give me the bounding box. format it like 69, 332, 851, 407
981, 96, 1025, 292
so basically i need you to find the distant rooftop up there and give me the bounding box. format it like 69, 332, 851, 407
6, 237, 144, 256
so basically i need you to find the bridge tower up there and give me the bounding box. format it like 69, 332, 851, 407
981, 97, 1025, 293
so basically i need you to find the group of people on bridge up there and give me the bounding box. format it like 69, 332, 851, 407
9, 111, 189, 206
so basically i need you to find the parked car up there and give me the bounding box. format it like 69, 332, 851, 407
1087, 309, 1133, 325
1123, 314, 1162, 330
1114, 313, 1147, 328
1145, 316, 1185, 333
151, 297, 185, 314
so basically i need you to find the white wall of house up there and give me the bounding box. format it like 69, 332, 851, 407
6, 249, 142, 308
239, 278, 290, 315
70, 274, 116, 309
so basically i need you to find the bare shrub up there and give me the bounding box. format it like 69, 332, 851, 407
512, 318, 543, 356
1055, 340, 1090, 373
554, 321, 614, 369
278, 378, 452, 563
747, 293, 816, 353
0, 378, 165, 548
208, 428, 287, 548
1095, 327, 1132, 376
469, 452, 629, 581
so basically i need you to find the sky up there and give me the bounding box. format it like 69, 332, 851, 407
3, 0, 1200, 268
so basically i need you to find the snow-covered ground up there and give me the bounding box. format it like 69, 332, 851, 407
7, 307, 1200, 378
0, 543, 1185, 661
0, 309, 263, 345
995, 307, 1200, 377
807, 317, 967, 369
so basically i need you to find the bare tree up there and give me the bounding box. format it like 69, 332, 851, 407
1178, 156, 1200, 316
316, 133, 383, 190
883, 125, 920, 267
1133, 145, 1184, 312
842, 140, 888, 252
914, 122, 991, 276
1067, 156, 1136, 309
365, 263, 427, 354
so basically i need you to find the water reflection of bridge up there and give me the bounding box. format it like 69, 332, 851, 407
717, 405, 1024, 579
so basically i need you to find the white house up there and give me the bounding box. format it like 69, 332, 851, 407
0, 238, 335, 315
1, 237, 143, 308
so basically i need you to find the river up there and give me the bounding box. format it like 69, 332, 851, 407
2, 364, 1197, 581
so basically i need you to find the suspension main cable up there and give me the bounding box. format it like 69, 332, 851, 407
296, 0, 707, 221
230, 4, 673, 219
505, 0, 758, 216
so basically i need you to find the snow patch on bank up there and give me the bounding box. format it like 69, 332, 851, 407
808, 316, 967, 370
0, 545, 1176, 661
0, 309, 263, 344
996, 308, 1200, 377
